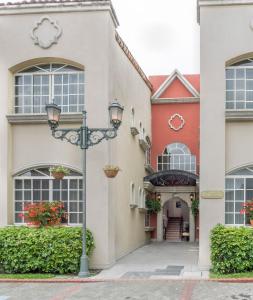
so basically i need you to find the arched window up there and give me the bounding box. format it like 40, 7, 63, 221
225, 166, 253, 225
130, 182, 135, 206
130, 107, 135, 127
14, 166, 83, 225
14, 63, 84, 114
157, 143, 196, 173
226, 58, 253, 110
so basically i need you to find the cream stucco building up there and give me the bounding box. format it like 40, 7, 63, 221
199, 0, 253, 268
0, 0, 152, 269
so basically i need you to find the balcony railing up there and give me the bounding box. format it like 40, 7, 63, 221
157, 154, 197, 174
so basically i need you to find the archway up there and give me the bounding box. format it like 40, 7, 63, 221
163, 197, 190, 241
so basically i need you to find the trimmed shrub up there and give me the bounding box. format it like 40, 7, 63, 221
0, 226, 95, 274
211, 224, 253, 274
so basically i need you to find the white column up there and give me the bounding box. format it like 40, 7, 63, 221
189, 209, 195, 242
157, 210, 163, 241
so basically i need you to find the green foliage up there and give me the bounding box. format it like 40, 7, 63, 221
191, 199, 199, 217
0, 226, 94, 274
211, 224, 253, 274
145, 198, 161, 214
49, 166, 70, 175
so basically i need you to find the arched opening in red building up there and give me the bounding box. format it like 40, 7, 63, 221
144, 170, 199, 243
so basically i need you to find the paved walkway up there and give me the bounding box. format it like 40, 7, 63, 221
94, 241, 208, 280
1, 281, 253, 300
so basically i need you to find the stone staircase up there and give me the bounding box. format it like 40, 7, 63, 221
166, 217, 182, 241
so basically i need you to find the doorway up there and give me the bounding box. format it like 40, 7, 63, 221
163, 197, 190, 241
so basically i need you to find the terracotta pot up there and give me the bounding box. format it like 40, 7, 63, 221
103, 169, 119, 178
52, 171, 65, 180
27, 223, 40, 228
250, 220, 253, 226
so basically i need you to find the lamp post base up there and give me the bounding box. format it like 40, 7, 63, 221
78, 255, 89, 277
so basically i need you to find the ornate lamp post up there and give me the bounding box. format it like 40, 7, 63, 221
45, 100, 124, 277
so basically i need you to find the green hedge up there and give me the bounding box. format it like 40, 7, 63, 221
0, 226, 95, 274
211, 224, 253, 274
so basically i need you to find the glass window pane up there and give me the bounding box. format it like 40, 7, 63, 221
246, 80, 253, 90
15, 191, 22, 201
226, 69, 234, 79
225, 202, 234, 213
225, 190, 234, 201
15, 202, 23, 211
42, 190, 49, 201
235, 178, 244, 189
235, 202, 244, 212
70, 191, 77, 200
225, 213, 234, 224
236, 91, 244, 101
236, 80, 244, 89
70, 180, 77, 189
246, 190, 253, 201
69, 213, 78, 223
235, 213, 244, 224
33, 180, 40, 189
236, 69, 244, 78
226, 80, 234, 90
15, 213, 23, 223
235, 190, 244, 200
246, 69, 253, 79
33, 190, 40, 201
226, 178, 234, 189
15, 180, 23, 189
24, 191, 31, 201
246, 178, 253, 189
70, 202, 78, 212
226, 101, 234, 109
53, 191, 60, 201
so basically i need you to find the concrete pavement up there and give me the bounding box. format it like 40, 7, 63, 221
94, 241, 208, 280
1, 281, 253, 300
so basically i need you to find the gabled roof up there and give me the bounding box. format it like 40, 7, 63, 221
150, 69, 200, 100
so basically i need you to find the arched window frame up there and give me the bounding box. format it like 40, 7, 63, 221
14, 166, 83, 225
130, 181, 136, 207
14, 63, 85, 114
226, 58, 253, 110
225, 166, 253, 226
157, 143, 196, 174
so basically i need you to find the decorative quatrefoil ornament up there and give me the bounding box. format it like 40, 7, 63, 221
31, 16, 62, 49
168, 113, 185, 131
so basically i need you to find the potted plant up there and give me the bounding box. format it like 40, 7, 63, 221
240, 201, 253, 225
145, 196, 161, 214
103, 165, 120, 178
50, 166, 70, 180
191, 199, 199, 217
21, 201, 67, 227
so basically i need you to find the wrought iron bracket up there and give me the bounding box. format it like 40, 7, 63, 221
51, 126, 117, 149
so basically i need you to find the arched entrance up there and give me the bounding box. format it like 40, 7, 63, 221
144, 169, 198, 242
163, 197, 190, 241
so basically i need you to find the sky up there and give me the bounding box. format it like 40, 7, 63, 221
112, 0, 200, 76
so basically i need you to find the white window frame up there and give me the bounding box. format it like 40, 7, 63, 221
14, 63, 85, 114
225, 174, 253, 226
226, 65, 253, 110
14, 168, 83, 226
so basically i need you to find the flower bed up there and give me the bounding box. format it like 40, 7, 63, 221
0, 226, 94, 274
211, 224, 253, 274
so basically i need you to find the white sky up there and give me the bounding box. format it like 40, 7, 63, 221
112, 0, 200, 76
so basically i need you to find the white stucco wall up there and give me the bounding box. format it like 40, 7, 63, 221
199, 1, 253, 268
0, 3, 151, 269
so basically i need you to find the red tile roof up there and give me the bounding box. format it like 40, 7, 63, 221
149, 74, 200, 96
116, 32, 152, 91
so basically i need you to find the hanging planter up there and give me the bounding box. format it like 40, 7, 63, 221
50, 166, 70, 180
103, 165, 120, 178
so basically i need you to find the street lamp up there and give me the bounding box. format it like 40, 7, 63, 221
45, 100, 124, 277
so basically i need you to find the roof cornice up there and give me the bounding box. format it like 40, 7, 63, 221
0, 1, 119, 27
115, 32, 153, 91
151, 69, 200, 100
198, 0, 253, 23
199, 0, 253, 6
